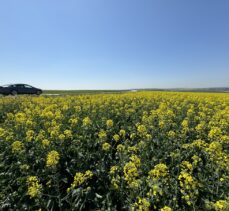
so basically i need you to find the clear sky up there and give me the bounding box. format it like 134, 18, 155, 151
0, 0, 229, 89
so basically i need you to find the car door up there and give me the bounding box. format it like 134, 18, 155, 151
16, 85, 25, 94
24, 85, 34, 94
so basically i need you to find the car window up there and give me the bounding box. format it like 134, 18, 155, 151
24, 85, 33, 88
16, 85, 24, 88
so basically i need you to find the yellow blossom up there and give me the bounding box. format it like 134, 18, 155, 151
27, 176, 42, 198
46, 150, 60, 167
69, 170, 93, 190
119, 129, 126, 137
98, 129, 107, 140
109, 166, 119, 174
42, 139, 50, 147
137, 124, 147, 134
113, 134, 120, 142
148, 163, 168, 179
160, 206, 172, 211
117, 144, 125, 152
82, 117, 92, 126
11, 141, 24, 153
64, 129, 73, 139
102, 142, 111, 151
132, 197, 150, 211
214, 200, 229, 211
106, 119, 114, 128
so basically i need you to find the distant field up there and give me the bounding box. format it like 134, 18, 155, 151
43, 89, 129, 95
43, 88, 229, 95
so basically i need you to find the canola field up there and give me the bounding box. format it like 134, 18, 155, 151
0, 92, 228, 210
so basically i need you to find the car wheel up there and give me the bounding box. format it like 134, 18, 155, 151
36, 90, 42, 95
11, 90, 18, 96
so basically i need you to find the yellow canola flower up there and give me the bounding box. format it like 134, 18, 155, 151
128, 145, 138, 153
214, 200, 229, 211
178, 171, 199, 206
42, 139, 50, 147
124, 162, 138, 178
15, 112, 27, 123
191, 155, 201, 166
119, 129, 126, 137
148, 163, 168, 179
69, 170, 93, 190
130, 154, 141, 167
160, 206, 172, 211
98, 129, 107, 140
109, 166, 119, 174
46, 150, 60, 167
113, 134, 120, 142
181, 161, 193, 172
74, 105, 81, 112
167, 131, 176, 139
132, 197, 150, 211
117, 144, 125, 152
58, 134, 65, 140
111, 176, 120, 189
106, 119, 114, 128
27, 176, 42, 198
181, 119, 189, 128
208, 127, 222, 139
102, 142, 111, 151
11, 141, 24, 153
69, 117, 78, 125
123, 161, 140, 189
64, 129, 73, 139
137, 124, 147, 134
82, 117, 92, 126
25, 130, 35, 142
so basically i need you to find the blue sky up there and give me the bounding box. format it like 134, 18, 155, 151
0, 0, 229, 89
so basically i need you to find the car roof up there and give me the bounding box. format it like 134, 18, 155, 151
2, 84, 32, 87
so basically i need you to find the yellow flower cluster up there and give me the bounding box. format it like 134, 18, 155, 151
119, 129, 126, 137
106, 119, 114, 128
102, 142, 111, 151
117, 144, 125, 152
148, 163, 168, 179
27, 176, 42, 198
181, 161, 193, 172
137, 124, 147, 134
69, 170, 93, 190
26, 130, 34, 142
160, 206, 172, 211
178, 171, 198, 206
82, 117, 92, 126
11, 141, 24, 153
132, 197, 150, 211
113, 134, 120, 142
46, 150, 60, 167
109, 165, 118, 174
64, 129, 73, 139
214, 200, 229, 211
123, 156, 141, 189
98, 129, 107, 141
42, 139, 50, 147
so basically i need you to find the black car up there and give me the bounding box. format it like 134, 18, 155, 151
0, 84, 42, 96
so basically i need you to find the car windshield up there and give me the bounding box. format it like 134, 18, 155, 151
24, 85, 33, 88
